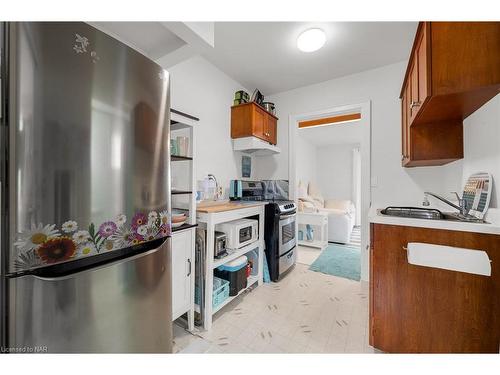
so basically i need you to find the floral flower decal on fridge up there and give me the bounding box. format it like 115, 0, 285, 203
13, 210, 171, 271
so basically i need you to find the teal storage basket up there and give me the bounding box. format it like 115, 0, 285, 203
195, 276, 230, 309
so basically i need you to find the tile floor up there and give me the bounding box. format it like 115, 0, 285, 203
173, 261, 374, 354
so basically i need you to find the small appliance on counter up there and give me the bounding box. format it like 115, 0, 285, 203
229, 180, 264, 201
229, 180, 243, 200
216, 218, 258, 250
214, 231, 228, 259
198, 174, 220, 201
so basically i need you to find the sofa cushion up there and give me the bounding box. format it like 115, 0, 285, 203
324, 199, 353, 211
308, 182, 324, 206
298, 180, 308, 200
321, 207, 347, 215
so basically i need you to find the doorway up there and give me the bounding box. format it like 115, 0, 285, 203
288, 102, 371, 281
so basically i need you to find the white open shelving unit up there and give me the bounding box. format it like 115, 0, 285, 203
170, 109, 198, 331
297, 211, 328, 250
212, 275, 259, 314
196, 203, 266, 330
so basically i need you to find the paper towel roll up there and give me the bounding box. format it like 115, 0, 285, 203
407, 242, 491, 276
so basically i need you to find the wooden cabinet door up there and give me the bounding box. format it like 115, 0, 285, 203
409, 58, 419, 123
252, 105, 267, 141
416, 25, 428, 106
266, 115, 277, 145
231, 104, 253, 139
371, 224, 500, 353
408, 25, 429, 125
403, 83, 412, 164
172, 230, 193, 320
401, 86, 409, 165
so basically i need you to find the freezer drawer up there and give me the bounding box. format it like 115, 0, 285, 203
7, 241, 172, 353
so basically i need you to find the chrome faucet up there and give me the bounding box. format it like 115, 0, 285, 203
423, 191, 469, 216
207, 174, 220, 200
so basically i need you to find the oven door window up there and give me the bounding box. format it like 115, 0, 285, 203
282, 221, 295, 245
279, 214, 296, 255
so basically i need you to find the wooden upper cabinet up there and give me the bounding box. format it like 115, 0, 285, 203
231, 102, 278, 145
400, 22, 500, 167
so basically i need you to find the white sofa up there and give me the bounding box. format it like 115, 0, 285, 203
320, 200, 356, 244
298, 182, 355, 244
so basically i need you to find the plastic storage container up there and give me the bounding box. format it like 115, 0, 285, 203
246, 249, 259, 277
195, 276, 230, 309
215, 255, 248, 296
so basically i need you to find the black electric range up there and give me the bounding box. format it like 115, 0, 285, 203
234, 180, 297, 281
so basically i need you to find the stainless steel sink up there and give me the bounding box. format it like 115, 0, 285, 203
380, 206, 486, 223
381, 207, 444, 220
441, 212, 487, 223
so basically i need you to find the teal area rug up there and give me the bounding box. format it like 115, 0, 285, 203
309, 243, 361, 281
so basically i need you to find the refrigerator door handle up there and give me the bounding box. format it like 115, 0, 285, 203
26, 244, 167, 282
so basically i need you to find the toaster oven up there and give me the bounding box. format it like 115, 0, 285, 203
216, 219, 258, 250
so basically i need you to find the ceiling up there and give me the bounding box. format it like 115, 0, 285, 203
299, 121, 363, 147
203, 22, 418, 95
91, 22, 186, 59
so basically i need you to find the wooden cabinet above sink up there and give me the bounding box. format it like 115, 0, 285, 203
401, 22, 500, 167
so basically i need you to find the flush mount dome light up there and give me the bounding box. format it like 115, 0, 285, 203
297, 28, 326, 52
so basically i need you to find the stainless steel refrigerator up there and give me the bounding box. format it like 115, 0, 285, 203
0, 22, 173, 353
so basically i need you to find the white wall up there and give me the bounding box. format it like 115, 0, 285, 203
166, 55, 499, 220
316, 143, 357, 202
166, 56, 256, 196
296, 136, 317, 189
404, 94, 500, 214
256, 61, 463, 208
461, 94, 500, 210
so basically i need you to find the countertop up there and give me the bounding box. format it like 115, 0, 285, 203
369, 207, 500, 235
196, 201, 267, 213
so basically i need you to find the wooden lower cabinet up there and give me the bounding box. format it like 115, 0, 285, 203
370, 223, 500, 353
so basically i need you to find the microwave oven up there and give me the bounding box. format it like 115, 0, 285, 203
216, 219, 258, 250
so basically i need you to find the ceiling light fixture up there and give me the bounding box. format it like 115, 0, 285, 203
297, 28, 326, 52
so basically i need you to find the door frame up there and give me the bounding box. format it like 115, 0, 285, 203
288, 101, 372, 281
